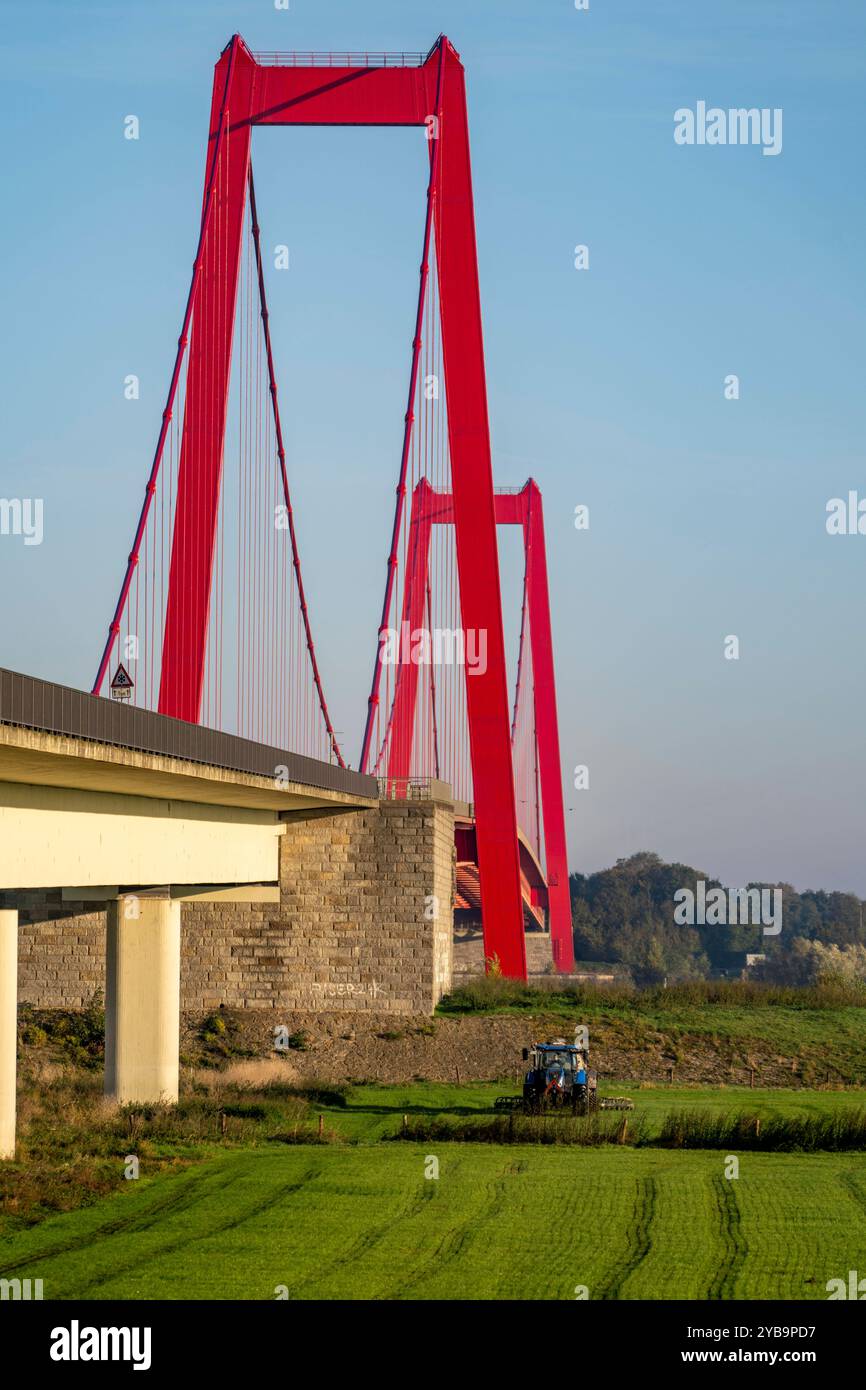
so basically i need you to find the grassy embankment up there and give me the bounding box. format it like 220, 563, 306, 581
437, 977, 866, 1086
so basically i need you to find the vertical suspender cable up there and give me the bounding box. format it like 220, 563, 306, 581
92, 37, 240, 697
359, 37, 446, 774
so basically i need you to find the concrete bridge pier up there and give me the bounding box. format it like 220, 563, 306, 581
105, 893, 181, 1105
0, 909, 17, 1158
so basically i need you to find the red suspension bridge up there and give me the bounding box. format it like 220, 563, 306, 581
91, 34, 574, 979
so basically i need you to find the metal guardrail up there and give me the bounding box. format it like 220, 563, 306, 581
377, 776, 455, 803
252, 36, 444, 69
253, 50, 428, 68
378, 777, 432, 800
0, 667, 378, 800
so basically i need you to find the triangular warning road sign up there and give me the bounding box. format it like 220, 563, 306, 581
110, 663, 134, 691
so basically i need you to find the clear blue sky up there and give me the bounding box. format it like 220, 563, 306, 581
1, 1, 864, 893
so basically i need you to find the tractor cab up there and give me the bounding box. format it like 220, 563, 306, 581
529, 1044, 580, 1077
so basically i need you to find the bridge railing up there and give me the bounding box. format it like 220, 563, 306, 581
252, 50, 430, 68
377, 776, 459, 804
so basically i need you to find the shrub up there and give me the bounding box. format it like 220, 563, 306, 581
394, 1112, 647, 1146
437, 976, 866, 1015
196, 1009, 257, 1066
657, 1108, 866, 1152
17, 994, 106, 1068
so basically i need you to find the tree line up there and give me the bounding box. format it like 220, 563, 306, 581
569, 851, 866, 986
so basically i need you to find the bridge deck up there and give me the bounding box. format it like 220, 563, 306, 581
0, 668, 379, 891
0, 667, 377, 813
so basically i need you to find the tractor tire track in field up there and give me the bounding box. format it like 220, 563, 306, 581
383, 1164, 511, 1300
69, 1160, 324, 1298
0, 1162, 234, 1278
707, 1174, 746, 1299
838, 1168, 866, 1223
285, 1156, 471, 1300
595, 1175, 657, 1300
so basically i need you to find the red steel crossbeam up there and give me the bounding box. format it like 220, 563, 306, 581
391, 480, 574, 972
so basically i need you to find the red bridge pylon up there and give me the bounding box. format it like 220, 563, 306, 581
93, 34, 575, 979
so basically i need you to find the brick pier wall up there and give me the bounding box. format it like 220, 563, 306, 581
183, 797, 455, 1014
12, 892, 104, 1006
5, 794, 455, 1017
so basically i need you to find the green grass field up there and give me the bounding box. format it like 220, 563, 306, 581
2, 1080, 866, 1300
2, 1143, 864, 1300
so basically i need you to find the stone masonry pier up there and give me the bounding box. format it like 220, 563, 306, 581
8, 790, 455, 1018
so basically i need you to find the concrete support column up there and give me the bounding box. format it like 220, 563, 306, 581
0, 910, 18, 1159
105, 894, 180, 1105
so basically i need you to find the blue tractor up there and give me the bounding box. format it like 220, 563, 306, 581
520, 1037, 598, 1115
494, 1033, 634, 1116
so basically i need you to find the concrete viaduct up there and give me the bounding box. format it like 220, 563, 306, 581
0, 668, 457, 1158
